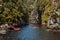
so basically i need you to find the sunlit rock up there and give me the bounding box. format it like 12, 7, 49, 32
0, 4, 2, 7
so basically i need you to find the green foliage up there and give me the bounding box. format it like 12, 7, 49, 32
0, 0, 60, 24
0, 0, 28, 23
37, 0, 60, 23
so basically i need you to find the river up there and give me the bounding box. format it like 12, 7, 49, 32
0, 24, 60, 40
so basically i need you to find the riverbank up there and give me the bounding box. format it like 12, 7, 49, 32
42, 24, 60, 32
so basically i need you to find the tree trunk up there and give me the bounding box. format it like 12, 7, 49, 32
37, 9, 42, 25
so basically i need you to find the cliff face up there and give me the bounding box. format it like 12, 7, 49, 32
28, 0, 38, 23
29, 10, 38, 23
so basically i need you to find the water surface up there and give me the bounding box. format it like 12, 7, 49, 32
0, 24, 60, 40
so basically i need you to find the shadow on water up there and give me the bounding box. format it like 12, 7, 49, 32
0, 24, 60, 40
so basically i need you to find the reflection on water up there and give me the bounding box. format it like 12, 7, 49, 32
19, 24, 60, 40
0, 24, 60, 40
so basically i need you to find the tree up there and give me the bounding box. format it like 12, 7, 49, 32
37, 0, 58, 24
0, 0, 30, 24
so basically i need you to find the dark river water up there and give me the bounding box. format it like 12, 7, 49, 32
0, 24, 60, 40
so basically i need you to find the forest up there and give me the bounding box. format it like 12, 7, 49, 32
0, 0, 60, 26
